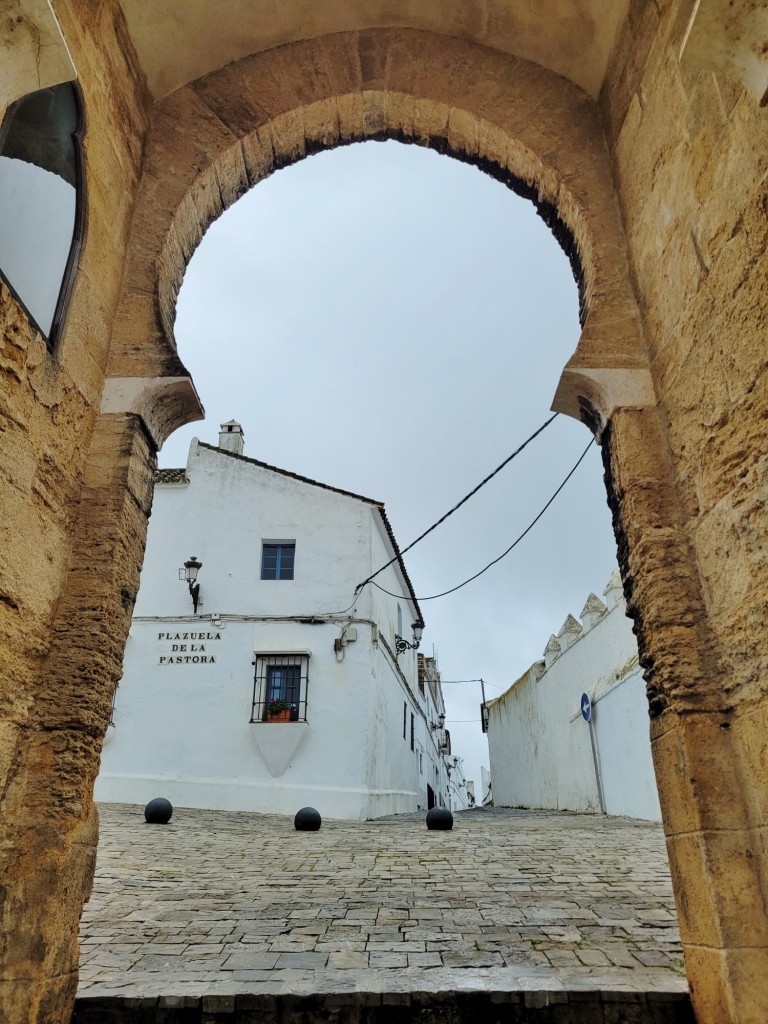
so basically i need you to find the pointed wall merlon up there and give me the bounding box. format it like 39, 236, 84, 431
543, 634, 562, 669
527, 569, 623, 680
580, 592, 608, 631
603, 567, 624, 609
557, 613, 583, 649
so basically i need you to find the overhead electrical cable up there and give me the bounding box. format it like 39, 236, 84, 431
368, 437, 595, 603
441, 680, 503, 689
356, 412, 559, 591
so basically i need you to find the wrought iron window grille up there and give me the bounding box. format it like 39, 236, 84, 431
250, 653, 308, 723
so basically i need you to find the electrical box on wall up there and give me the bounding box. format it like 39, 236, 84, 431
334, 627, 358, 653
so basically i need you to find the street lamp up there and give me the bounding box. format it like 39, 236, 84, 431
395, 623, 424, 656
179, 555, 202, 613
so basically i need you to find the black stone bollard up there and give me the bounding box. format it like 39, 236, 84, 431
144, 797, 173, 824
294, 806, 322, 831
426, 807, 453, 830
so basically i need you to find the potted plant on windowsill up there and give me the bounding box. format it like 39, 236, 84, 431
266, 699, 292, 722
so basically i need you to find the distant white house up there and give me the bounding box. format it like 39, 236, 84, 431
96, 422, 456, 820
445, 756, 472, 811
417, 654, 473, 812
486, 570, 661, 821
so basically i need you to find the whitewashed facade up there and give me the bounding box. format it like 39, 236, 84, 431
480, 766, 493, 806
96, 423, 455, 820
445, 756, 472, 811
486, 570, 661, 821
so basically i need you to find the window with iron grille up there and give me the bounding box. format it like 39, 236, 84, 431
251, 654, 308, 722
261, 543, 295, 580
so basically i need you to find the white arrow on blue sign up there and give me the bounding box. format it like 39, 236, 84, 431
580, 692, 591, 722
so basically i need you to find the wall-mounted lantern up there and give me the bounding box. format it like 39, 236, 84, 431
395, 623, 423, 656
431, 713, 446, 731
179, 555, 202, 613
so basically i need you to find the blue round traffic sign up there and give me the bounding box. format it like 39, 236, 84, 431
580, 692, 591, 722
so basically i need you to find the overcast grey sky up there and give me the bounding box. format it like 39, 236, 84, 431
162, 140, 619, 792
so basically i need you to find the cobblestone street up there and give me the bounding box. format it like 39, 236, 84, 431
75, 804, 687, 1010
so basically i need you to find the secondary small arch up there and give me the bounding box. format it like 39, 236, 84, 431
0, 81, 86, 349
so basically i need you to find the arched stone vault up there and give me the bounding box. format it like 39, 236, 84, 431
117, 0, 631, 103
107, 29, 654, 446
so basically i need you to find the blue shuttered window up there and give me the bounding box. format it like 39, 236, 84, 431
261, 543, 295, 580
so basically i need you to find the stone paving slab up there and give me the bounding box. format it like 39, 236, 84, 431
77, 804, 688, 1006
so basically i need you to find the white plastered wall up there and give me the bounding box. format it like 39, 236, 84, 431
486, 573, 660, 821
95, 439, 444, 819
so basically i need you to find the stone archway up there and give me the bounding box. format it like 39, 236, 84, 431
1, 8, 767, 1024
103, 28, 768, 1024
104, 22, 702, 1012
108, 29, 652, 432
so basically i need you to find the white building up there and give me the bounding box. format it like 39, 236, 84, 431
445, 756, 472, 811
480, 766, 493, 806
486, 570, 661, 821
416, 654, 468, 810
96, 422, 455, 820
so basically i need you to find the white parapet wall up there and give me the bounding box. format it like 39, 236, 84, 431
486, 570, 661, 821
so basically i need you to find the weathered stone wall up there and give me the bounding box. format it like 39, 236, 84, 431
602, 2, 768, 1020
0, 3, 152, 1021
